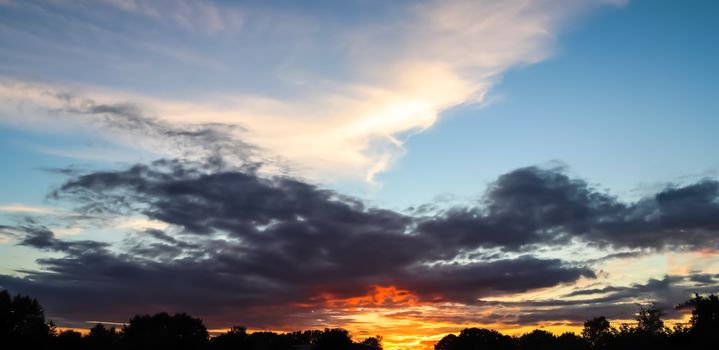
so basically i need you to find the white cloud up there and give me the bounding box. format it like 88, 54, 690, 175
0, 0, 624, 182
0, 204, 65, 215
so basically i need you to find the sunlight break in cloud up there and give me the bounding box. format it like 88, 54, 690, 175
0, 0, 622, 182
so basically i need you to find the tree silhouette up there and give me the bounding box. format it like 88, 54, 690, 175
435, 333, 458, 350
435, 328, 514, 350
4, 289, 719, 350
245, 331, 291, 350
121, 312, 209, 350
86, 323, 119, 349
210, 326, 248, 350
359, 335, 383, 349
314, 328, 353, 350
518, 329, 556, 350
55, 330, 83, 350
636, 303, 666, 335
680, 294, 719, 333
556, 332, 589, 350
582, 316, 612, 350
0, 289, 54, 349
678, 294, 719, 349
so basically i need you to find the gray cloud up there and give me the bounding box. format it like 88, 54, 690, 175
419, 166, 719, 251
2, 162, 719, 329
494, 274, 719, 324
1, 161, 597, 328
53, 92, 262, 169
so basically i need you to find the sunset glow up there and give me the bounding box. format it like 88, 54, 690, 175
2, 1, 719, 349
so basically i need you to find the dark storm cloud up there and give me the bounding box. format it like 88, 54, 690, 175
0, 226, 590, 328
403, 257, 595, 303
1, 161, 594, 328
17, 225, 108, 253
419, 166, 719, 251
2, 161, 719, 328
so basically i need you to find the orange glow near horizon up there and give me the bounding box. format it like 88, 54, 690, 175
69, 280, 699, 350
72, 309, 694, 350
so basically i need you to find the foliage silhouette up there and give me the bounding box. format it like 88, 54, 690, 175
85, 323, 119, 350
434, 299, 719, 350
55, 330, 83, 350
0, 290, 54, 349
2, 289, 719, 350
636, 303, 666, 335
121, 312, 209, 350
434, 327, 514, 350
677, 294, 719, 349
582, 316, 612, 350
314, 328, 353, 350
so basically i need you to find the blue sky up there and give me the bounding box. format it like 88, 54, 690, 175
373, 0, 719, 208
1, 0, 717, 211
2, 1, 719, 348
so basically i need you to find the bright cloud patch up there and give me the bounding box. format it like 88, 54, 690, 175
0, 0, 622, 181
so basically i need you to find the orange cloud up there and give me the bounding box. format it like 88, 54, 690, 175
321, 285, 420, 309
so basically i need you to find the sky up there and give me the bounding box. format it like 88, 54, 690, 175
1, 0, 719, 349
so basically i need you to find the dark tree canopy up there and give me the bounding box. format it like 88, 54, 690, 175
518, 329, 556, 350
435, 328, 514, 350
636, 303, 666, 335
0, 289, 54, 348
314, 328, 353, 350
2, 289, 719, 350
121, 312, 209, 350
582, 316, 612, 349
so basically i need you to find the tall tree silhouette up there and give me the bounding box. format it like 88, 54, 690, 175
0, 289, 54, 349
636, 303, 666, 335
678, 294, 719, 349
680, 294, 719, 333
582, 316, 612, 350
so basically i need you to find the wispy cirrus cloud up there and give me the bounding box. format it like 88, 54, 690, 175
101, 0, 244, 34
0, 0, 625, 182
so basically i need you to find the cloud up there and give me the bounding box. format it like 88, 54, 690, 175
0, 0, 623, 181
101, 0, 244, 34
0, 204, 63, 214
419, 166, 719, 251
1, 160, 598, 329
55, 162, 719, 258
507, 274, 719, 324
0, 82, 262, 169
15, 225, 109, 253
4, 159, 719, 330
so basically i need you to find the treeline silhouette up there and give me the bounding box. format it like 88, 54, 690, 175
436, 297, 719, 350
2, 290, 719, 350
0, 289, 382, 350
